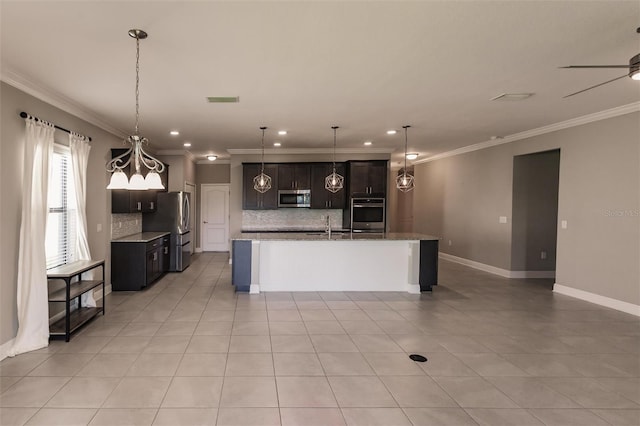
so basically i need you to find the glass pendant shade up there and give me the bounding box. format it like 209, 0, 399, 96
144, 171, 164, 189
253, 126, 272, 193
396, 125, 415, 192
396, 171, 415, 192
325, 126, 344, 193
128, 172, 148, 190
325, 169, 344, 193
253, 172, 272, 193
106, 170, 130, 190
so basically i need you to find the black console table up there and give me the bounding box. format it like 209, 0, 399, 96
47, 259, 105, 341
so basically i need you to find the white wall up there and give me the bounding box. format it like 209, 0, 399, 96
413, 111, 640, 306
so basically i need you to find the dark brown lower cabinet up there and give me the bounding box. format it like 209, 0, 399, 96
111, 237, 167, 291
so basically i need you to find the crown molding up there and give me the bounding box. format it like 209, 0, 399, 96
227, 147, 394, 155
416, 102, 640, 164
1, 67, 127, 139
155, 149, 198, 162
196, 159, 231, 165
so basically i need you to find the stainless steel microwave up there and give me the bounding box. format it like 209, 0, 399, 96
278, 189, 311, 208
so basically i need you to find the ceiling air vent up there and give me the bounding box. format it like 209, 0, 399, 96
490, 93, 534, 101
207, 96, 239, 103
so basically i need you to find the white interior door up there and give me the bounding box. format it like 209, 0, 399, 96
201, 184, 230, 252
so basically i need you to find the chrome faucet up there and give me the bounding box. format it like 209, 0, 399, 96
325, 215, 331, 239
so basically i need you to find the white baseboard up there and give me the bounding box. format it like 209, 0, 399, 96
406, 284, 421, 294
553, 284, 640, 317
439, 252, 512, 277
0, 338, 16, 361
195, 247, 203, 253
510, 270, 556, 279
438, 253, 555, 279
249, 284, 260, 294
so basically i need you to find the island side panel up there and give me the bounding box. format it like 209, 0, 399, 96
258, 240, 412, 292
231, 240, 252, 292
419, 239, 439, 291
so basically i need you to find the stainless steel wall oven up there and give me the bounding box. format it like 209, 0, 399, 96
350, 197, 385, 232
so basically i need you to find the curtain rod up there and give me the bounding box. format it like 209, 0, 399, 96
19, 111, 92, 142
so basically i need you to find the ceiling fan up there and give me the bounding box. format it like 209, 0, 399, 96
561, 27, 640, 98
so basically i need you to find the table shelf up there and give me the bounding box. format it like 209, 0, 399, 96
47, 259, 105, 341
48, 280, 104, 302
49, 306, 103, 336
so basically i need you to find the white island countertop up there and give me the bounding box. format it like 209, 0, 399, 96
234, 232, 439, 241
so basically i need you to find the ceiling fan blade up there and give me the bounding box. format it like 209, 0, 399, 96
560, 65, 630, 69
563, 74, 629, 98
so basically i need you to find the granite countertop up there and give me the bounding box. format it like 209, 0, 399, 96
233, 232, 439, 241
112, 231, 171, 243
241, 228, 351, 233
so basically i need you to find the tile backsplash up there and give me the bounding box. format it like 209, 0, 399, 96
111, 213, 142, 239
243, 209, 344, 231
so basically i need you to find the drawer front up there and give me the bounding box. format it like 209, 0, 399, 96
146, 238, 162, 252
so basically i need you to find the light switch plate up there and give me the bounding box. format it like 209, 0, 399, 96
561, 220, 568, 229
499, 216, 508, 224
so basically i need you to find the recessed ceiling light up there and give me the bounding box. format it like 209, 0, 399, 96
170, 130, 180, 136
207, 155, 217, 161
406, 153, 419, 160
273, 142, 281, 147
386, 130, 397, 135
183, 142, 191, 147
278, 130, 287, 135
364, 141, 372, 146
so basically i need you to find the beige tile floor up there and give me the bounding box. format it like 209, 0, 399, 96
1, 253, 639, 425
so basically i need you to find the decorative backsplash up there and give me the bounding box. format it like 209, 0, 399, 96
111, 213, 142, 239
243, 209, 344, 231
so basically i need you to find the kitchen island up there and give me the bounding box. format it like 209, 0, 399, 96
232, 232, 439, 294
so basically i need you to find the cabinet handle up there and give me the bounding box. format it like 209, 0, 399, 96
150, 201, 154, 210
137, 202, 142, 210
164, 247, 169, 254
153, 252, 157, 261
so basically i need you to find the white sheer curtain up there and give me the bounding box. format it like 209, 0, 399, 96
9, 117, 55, 356
69, 132, 96, 307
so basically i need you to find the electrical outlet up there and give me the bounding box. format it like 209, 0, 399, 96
448, 240, 452, 246
97, 223, 102, 232
118, 222, 122, 229
541, 251, 547, 260
499, 216, 508, 224
561, 220, 568, 229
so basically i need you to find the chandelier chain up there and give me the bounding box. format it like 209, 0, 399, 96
260, 126, 266, 174
135, 36, 140, 136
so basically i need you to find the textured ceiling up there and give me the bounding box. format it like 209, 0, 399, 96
2, 1, 639, 165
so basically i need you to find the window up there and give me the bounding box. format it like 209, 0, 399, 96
45, 145, 77, 269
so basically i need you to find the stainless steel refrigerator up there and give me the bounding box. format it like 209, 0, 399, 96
142, 191, 191, 271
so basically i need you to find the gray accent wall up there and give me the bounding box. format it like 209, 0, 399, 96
413, 111, 640, 306
511, 149, 560, 272
1, 82, 123, 348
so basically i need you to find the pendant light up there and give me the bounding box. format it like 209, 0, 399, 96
325, 126, 344, 193
396, 125, 415, 192
253, 126, 272, 193
106, 29, 165, 191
